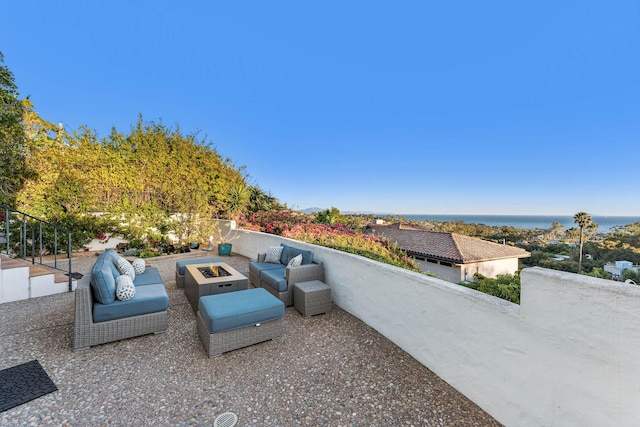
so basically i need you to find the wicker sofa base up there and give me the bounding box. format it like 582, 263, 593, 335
261, 282, 293, 306
74, 311, 168, 351
73, 275, 168, 351
249, 271, 261, 289
196, 311, 283, 358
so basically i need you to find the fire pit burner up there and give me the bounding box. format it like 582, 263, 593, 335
198, 265, 232, 278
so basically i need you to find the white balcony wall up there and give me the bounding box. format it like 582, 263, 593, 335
230, 229, 640, 427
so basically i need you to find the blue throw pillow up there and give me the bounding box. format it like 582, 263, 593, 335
90, 252, 119, 304
279, 243, 291, 265
281, 243, 314, 265
102, 248, 120, 263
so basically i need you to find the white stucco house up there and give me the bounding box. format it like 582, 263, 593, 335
366, 222, 531, 282
603, 260, 640, 279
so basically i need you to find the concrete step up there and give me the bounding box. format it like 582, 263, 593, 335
0, 253, 77, 303
1, 254, 70, 282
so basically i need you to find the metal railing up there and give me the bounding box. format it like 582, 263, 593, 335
1, 204, 74, 291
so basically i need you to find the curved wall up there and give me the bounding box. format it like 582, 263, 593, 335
230, 229, 640, 426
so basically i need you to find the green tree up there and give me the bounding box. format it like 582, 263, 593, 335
16, 114, 249, 242
585, 267, 611, 280
0, 52, 29, 205
316, 207, 343, 226
547, 221, 566, 241
574, 211, 595, 273
622, 269, 640, 284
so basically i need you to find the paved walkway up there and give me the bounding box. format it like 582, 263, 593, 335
0, 250, 502, 426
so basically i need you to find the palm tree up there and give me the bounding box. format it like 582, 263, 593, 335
227, 183, 249, 222
574, 211, 593, 273
247, 185, 278, 213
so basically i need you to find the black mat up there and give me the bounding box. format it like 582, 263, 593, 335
0, 360, 58, 413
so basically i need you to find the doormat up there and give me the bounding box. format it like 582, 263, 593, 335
0, 360, 58, 413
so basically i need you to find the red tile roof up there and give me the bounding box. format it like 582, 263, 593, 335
367, 223, 530, 264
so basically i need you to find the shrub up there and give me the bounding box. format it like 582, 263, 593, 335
284, 222, 419, 271
461, 272, 521, 304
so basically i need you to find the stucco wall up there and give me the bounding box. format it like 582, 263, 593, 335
416, 257, 522, 282
230, 229, 640, 426
415, 259, 457, 281
468, 257, 521, 279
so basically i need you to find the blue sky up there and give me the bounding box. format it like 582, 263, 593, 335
2, 1, 639, 216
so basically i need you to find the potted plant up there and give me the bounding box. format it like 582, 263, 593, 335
214, 220, 237, 256
199, 218, 238, 256
214, 183, 248, 255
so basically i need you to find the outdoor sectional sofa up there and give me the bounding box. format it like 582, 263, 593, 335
73, 249, 169, 351
249, 243, 324, 306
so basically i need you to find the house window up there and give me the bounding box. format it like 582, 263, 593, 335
440, 261, 452, 267
427, 259, 438, 264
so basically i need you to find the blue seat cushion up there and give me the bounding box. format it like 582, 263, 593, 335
176, 258, 221, 276
90, 251, 121, 305
93, 283, 169, 323
199, 288, 284, 333
249, 261, 283, 278
260, 267, 288, 292
280, 243, 314, 265
133, 266, 163, 286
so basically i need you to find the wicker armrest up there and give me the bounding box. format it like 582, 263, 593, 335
73, 274, 94, 351
286, 261, 324, 286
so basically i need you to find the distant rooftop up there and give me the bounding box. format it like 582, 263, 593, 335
367, 222, 530, 263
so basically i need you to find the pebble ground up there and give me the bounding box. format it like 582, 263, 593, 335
0, 250, 502, 426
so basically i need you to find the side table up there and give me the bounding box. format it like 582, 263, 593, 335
293, 280, 331, 317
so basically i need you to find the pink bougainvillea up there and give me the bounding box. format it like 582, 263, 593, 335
242, 213, 418, 271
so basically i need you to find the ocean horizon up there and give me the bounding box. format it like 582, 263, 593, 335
377, 214, 640, 233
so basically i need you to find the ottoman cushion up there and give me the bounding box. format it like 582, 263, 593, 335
199, 288, 284, 333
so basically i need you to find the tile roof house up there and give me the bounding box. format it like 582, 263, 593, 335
366, 222, 531, 282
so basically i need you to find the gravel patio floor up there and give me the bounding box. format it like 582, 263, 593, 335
0, 250, 502, 426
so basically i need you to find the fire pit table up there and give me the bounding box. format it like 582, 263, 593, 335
184, 262, 249, 313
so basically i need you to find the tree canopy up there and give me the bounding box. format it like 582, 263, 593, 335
0, 51, 29, 205
17, 114, 248, 221
0, 51, 287, 249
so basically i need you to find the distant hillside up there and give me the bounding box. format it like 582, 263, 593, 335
301, 207, 379, 215
301, 207, 324, 214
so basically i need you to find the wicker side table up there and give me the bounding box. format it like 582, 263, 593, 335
293, 280, 332, 317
